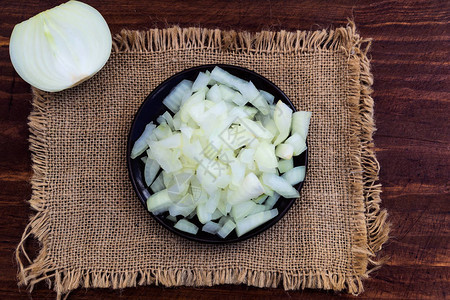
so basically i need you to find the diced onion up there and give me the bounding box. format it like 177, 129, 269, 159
132, 68, 311, 238
273, 100, 293, 145
130, 123, 156, 159
235, 209, 278, 237
282, 166, 306, 185
292, 111, 312, 140
262, 173, 299, 198
259, 90, 275, 105
275, 143, 294, 160
278, 158, 294, 174
217, 219, 236, 238
229, 173, 265, 205
285, 133, 307, 156
162, 80, 193, 113
192, 72, 211, 92
202, 221, 222, 234
174, 219, 199, 235
144, 158, 160, 186
230, 201, 257, 220
264, 193, 280, 210
147, 189, 173, 214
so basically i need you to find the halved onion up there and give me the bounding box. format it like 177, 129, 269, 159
9, 1, 112, 92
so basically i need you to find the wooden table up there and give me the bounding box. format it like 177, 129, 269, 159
1, 1, 448, 299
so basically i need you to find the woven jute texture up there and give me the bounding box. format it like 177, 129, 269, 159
16, 23, 389, 298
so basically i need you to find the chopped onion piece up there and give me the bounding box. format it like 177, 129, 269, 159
131, 123, 156, 159
237, 81, 260, 103
238, 148, 255, 164
153, 123, 172, 140
192, 72, 211, 92
156, 115, 166, 125
150, 172, 165, 193
147, 189, 172, 214
180, 89, 206, 122
180, 124, 194, 140
260, 114, 278, 138
217, 219, 236, 238
230, 201, 257, 220
254, 142, 278, 172
239, 118, 274, 140
285, 133, 307, 156
273, 100, 293, 145
292, 111, 312, 140
210, 66, 247, 90
262, 173, 299, 198
202, 221, 222, 234
282, 166, 306, 185
150, 145, 182, 173
218, 192, 232, 215
218, 216, 230, 226
259, 90, 275, 105
261, 183, 275, 197
196, 203, 212, 224
264, 193, 280, 210
206, 84, 222, 102
161, 111, 175, 130
174, 219, 198, 234
188, 101, 206, 125
205, 192, 220, 214
144, 158, 160, 186
249, 92, 270, 115
278, 158, 294, 173
232, 91, 247, 106
211, 209, 224, 220
235, 209, 278, 237
170, 191, 195, 216
162, 79, 193, 113
275, 143, 294, 160
169, 203, 195, 217
241, 106, 259, 119
154, 133, 182, 148
162, 171, 174, 188
229, 173, 264, 204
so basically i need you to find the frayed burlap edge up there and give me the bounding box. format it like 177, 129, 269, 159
16, 22, 389, 298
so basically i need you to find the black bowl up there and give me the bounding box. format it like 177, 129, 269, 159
127, 64, 308, 243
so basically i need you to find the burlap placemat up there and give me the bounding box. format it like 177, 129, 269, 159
16, 23, 389, 298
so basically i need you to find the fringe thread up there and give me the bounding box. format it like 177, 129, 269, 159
16, 22, 389, 298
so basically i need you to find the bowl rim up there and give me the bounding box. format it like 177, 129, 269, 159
126, 64, 308, 244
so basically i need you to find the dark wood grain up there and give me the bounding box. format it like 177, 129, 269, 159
1, 0, 448, 299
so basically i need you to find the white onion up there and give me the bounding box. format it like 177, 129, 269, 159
9, 1, 112, 92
